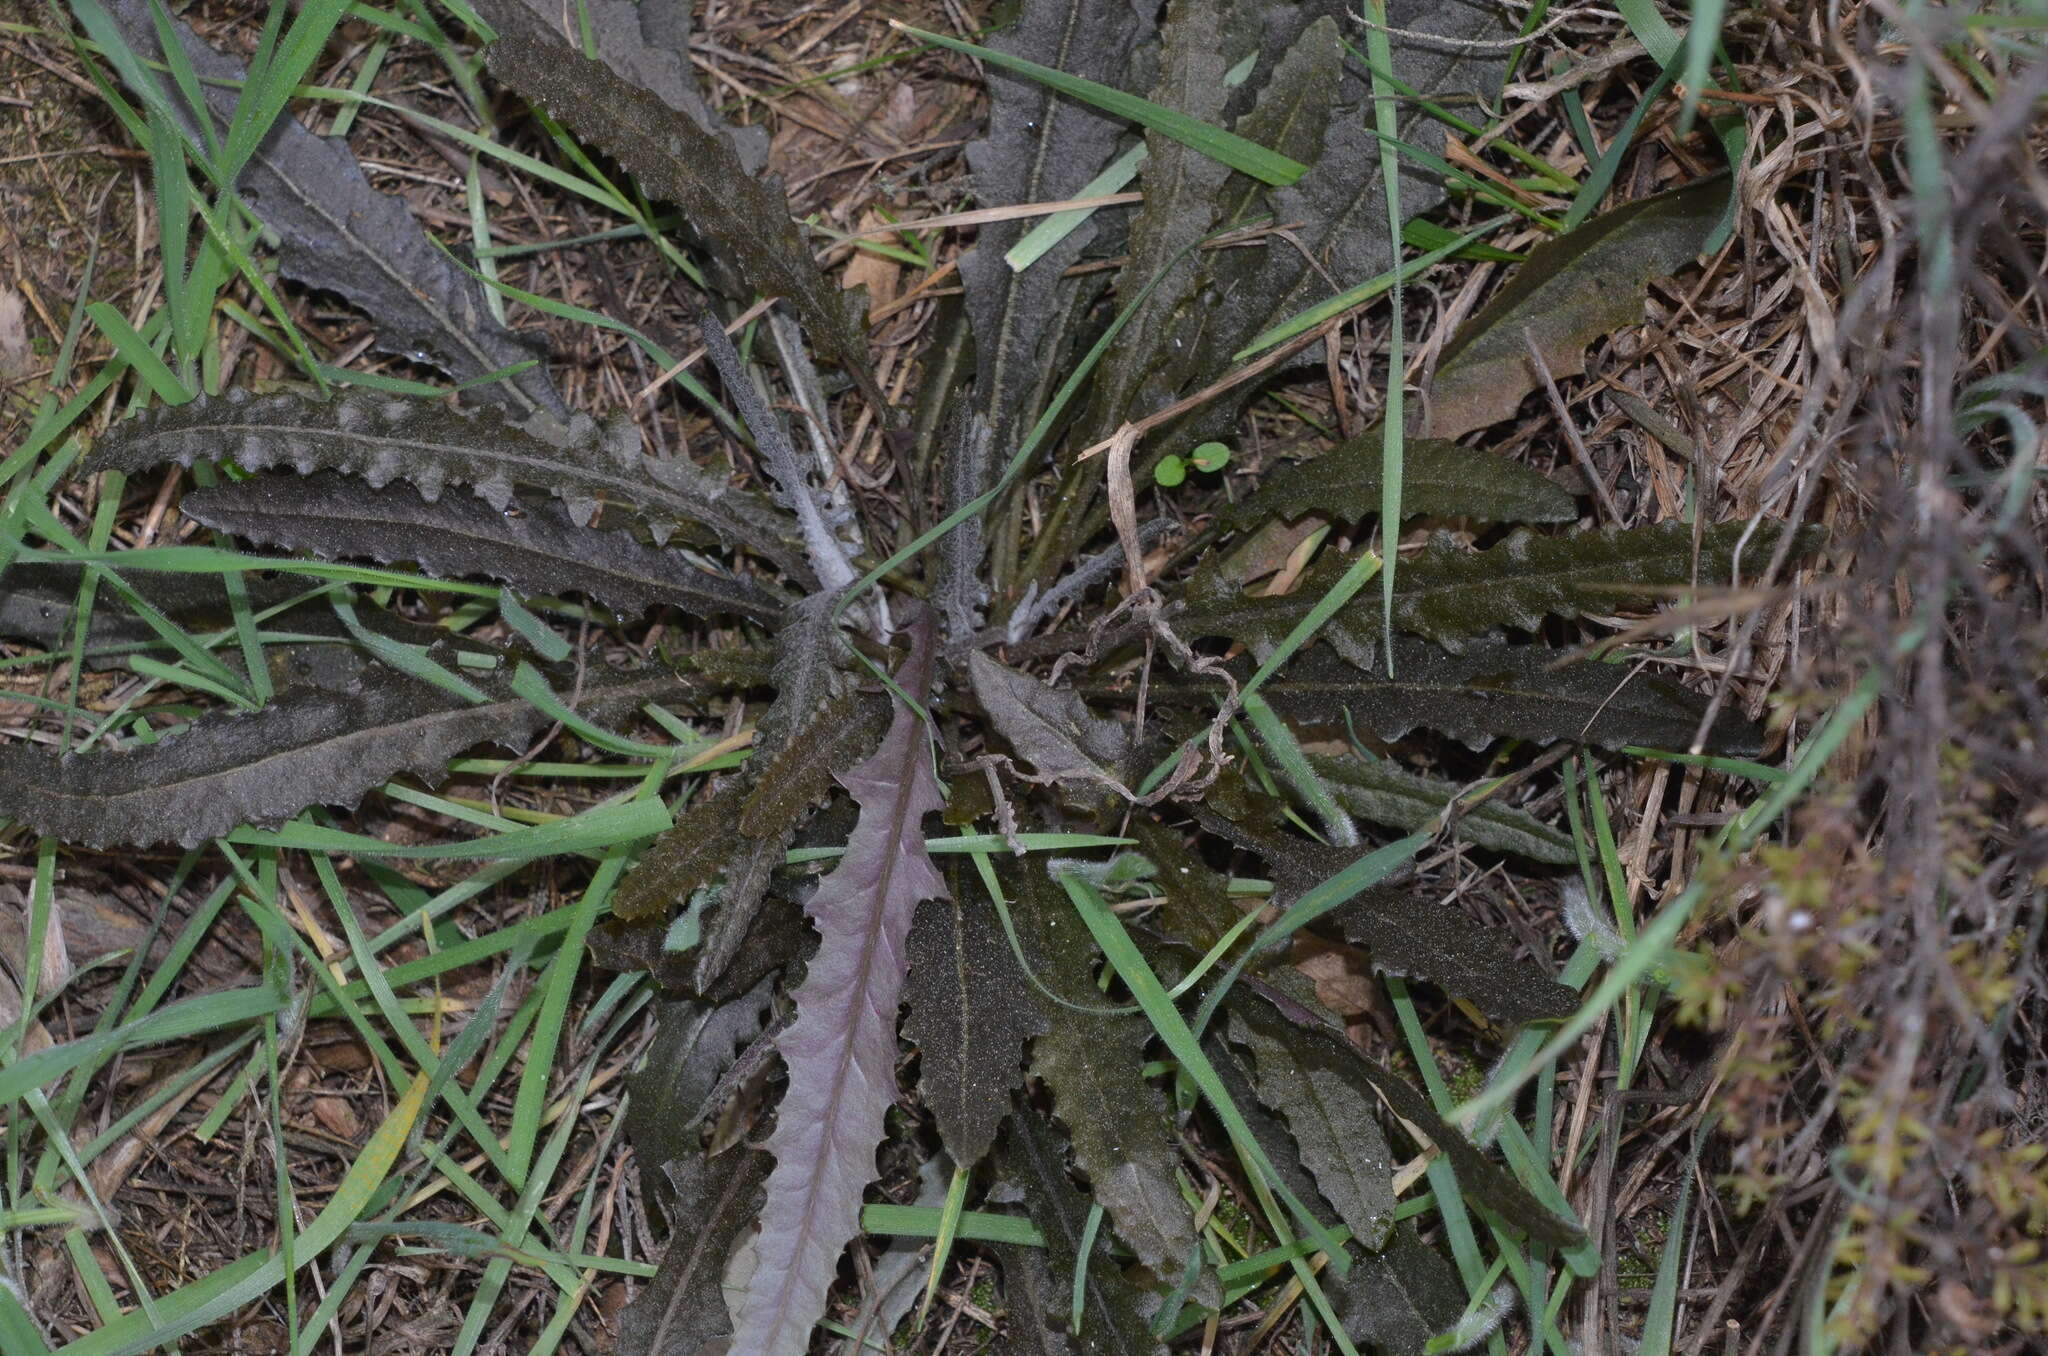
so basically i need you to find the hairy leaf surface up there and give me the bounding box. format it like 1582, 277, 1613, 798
740, 690, 885, 838
626, 987, 778, 1172
611, 785, 748, 925
1081, 0, 1233, 439
1332, 1224, 1470, 1356
1206, 1032, 1470, 1353
970, 652, 1129, 792
1175, 0, 1507, 391
1219, 17, 1341, 227
1329, 888, 1574, 1026
1227, 975, 1397, 1251
959, 0, 1154, 460
996, 1244, 1082, 1356
91, 389, 810, 579
1306, 753, 1575, 864
612, 595, 852, 1003
689, 596, 857, 987
1257, 641, 1765, 754
1008, 865, 1200, 1290
479, 0, 768, 175
183, 474, 788, 622
1181, 789, 1572, 1025
901, 876, 1045, 1166
0, 563, 309, 657
621, 1147, 773, 1356
482, 27, 883, 410
1426, 176, 1730, 438
622, 986, 777, 1356
1222, 434, 1577, 531
0, 667, 676, 848
1128, 818, 1249, 961
997, 1107, 1166, 1356
1185, 521, 1816, 663
730, 609, 944, 1356
98, 0, 563, 418
1239, 976, 1584, 1248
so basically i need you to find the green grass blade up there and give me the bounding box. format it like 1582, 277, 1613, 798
1233, 218, 1508, 360
1005, 141, 1147, 271
860, 1204, 1045, 1248
894, 22, 1307, 186
1638, 1122, 1708, 1356
84, 301, 188, 406
1364, 1, 1405, 674
1454, 669, 1884, 1126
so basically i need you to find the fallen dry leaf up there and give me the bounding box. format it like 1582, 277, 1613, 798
842, 210, 903, 316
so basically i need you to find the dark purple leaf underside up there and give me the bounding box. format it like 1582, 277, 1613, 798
728, 608, 945, 1356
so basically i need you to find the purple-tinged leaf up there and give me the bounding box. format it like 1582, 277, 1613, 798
729, 607, 945, 1356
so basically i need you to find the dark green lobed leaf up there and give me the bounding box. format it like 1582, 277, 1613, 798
1007, 864, 1201, 1293
0, 563, 314, 659
1182, 784, 1573, 1026
1208, 1022, 1471, 1354
1170, 0, 1509, 396
182, 473, 789, 622
1222, 433, 1577, 531
1306, 752, 1575, 864
1126, 819, 1247, 962
1251, 640, 1769, 755
1226, 1001, 1398, 1253
902, 878, 1047, 1167
592, 886, 808, 1004
620, 1145, 773, 1356
0, 667, 680, 849
91, 389, 811, 581
995, 1243, 1082, 1356
478, 0, 769, 175
1183, 520, 1820, 664
1388, 519, 1821, 648
1079, 0, 1234, 441
612, 785, 749, 923
996, 1107, 1166, 1356
1330, 888, 1574, 1026
96, 0, 565, 418
958, 0, 1155, 462
739, 689, 885, 838
1235, 977, 1585, 1249
1330, 1223, 1472, 1356
625, 986, 777, 1176
481, 24, 885, 412
1426, 176, 1732, 439
685, 596, 856, 989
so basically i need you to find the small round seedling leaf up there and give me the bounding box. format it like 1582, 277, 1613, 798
1191, 440, 1231, 472
1155, 455, 1187, 487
